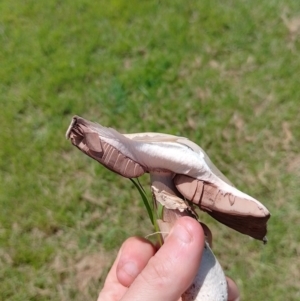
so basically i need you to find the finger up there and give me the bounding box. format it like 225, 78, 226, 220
98, 237, 156, 301
97, 244, 126, 301
116, 237, 156, 287
121, 216, 205, 301
227, 277, 240, 301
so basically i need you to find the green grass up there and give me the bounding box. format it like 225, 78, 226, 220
1, 0, 300, 300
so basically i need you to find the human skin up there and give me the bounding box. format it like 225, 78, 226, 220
98, 217, 240, 301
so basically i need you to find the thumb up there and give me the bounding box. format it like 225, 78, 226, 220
121, 217, 205, 301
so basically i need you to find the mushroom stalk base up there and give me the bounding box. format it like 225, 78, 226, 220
150, 171, 228, 301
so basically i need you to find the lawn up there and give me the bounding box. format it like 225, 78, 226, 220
0, 0, 300, 300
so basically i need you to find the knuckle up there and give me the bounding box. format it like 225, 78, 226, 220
140, 258, 174, 289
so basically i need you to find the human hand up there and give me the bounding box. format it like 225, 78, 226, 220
98, 217, 240, 301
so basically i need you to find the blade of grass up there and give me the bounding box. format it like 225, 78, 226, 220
130, 178, 154, 225
130, 178, 163, 246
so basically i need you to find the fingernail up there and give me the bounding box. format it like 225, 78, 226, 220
120, 261, 139, 278
171, 224, 193, 244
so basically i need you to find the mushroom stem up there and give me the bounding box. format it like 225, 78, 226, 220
150, 171, 192, 231
150, 171, 228, 301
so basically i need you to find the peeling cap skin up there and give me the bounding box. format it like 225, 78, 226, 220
66, 117, 145, 178
174, 174, 270, 240
66, 115, 270, 241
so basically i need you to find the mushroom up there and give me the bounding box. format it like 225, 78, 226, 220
66, 116, 270, 301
